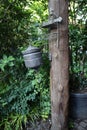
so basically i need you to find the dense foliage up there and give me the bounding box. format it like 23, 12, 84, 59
69, 0, 87, 90
0, 0, 30, 57
0, 54, 50, 129
0, 0, 50, 130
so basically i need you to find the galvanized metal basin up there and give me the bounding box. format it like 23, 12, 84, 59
22, 46, 42, 68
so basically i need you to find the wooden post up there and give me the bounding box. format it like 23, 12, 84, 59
49, 0, 69, 130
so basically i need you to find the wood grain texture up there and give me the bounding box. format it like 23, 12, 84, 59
49, 0, 69, 130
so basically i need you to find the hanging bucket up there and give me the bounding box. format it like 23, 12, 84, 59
22, 46, 42, 68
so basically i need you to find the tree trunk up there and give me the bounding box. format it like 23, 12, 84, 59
49, 0, 69, 130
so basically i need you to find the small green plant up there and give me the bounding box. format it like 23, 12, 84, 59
40, 88, 51, 119
0, 114, 27, 130
0, 55, 15, 71
68, 120, 74, 129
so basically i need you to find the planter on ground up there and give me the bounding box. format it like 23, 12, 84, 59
69, 92, 87, 119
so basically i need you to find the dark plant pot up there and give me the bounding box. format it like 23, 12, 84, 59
69, 92, 87, 119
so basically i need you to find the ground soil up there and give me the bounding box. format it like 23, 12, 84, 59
24, 118, 87, 130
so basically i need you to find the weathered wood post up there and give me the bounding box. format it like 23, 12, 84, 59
43, 0, 69, 130
49, 0, 69, 130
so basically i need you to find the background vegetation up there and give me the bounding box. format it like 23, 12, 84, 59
0, 0, 50, 129
0, 0, 87, 129
69, 0, 87, 91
